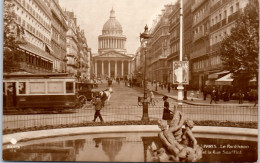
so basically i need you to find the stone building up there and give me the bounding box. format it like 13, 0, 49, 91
64, 11, 79, 76
190, 0, 210, 89
168, 1, 181, 77
189, 0, 249, 89
93, 8, 133, 79
146, 4, 174, 83
206, 0, 249, 85
11, 0, 54, 73
64, 10, 92, 80
48, 0, 68, 73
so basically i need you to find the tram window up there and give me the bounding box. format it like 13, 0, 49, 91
29, 82, 45, 94
66, 82, 74, 93
48, 82, 63, 94
19, 82, 26, 94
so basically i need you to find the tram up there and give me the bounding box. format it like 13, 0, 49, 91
3, 73, 79, 112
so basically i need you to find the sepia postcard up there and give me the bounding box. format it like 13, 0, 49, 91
2, 0, 258, 162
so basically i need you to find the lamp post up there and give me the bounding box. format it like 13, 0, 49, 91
140, 24, 151, 121
177, 0, 184, 108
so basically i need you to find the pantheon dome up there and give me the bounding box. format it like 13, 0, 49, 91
102, 8, 123, 35
98, 8, 127, 54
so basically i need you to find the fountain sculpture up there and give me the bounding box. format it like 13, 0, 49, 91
151, 110, 203, 162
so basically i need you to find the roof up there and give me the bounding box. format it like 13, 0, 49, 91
102, 9, 123, 35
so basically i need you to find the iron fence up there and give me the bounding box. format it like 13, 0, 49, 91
3, 104, 258, 131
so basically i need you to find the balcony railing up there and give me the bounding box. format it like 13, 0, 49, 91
191, 0, 207, 12
193, 10, 209, 27
210, 0, 221, 12
222, 18, 227, 26
193, 31, 209, 42
228, 10, 241, 23
210, 43, 221, 52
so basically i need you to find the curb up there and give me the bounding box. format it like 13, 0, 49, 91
3, 125, 258, 145
153, 91, 256, 107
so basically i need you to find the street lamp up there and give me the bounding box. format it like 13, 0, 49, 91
140, 24, 151, 121
177, 0, 184, 108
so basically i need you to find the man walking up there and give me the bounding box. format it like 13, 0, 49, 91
238, 90, 244, 104
210, 87, 217, 104
203, 86, 207, 100
92, 95, 104, 122
167, 83, 171, 93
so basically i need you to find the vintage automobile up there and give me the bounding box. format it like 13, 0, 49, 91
76, 82, 99, 106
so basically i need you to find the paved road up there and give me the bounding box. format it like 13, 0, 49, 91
3, 80, 258, 130
97, 80, 176, 107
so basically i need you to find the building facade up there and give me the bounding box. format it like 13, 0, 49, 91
190, 0, 210, 89
64, 11, 79, 76
12, 0, 54, 73
168, 1, 181, 83
94, 9, 133, 79
146, 4, 174, 83
206, 0, 249, 85
48, 0, 68, 73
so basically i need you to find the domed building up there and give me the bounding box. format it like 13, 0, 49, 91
93, 8, 133, 79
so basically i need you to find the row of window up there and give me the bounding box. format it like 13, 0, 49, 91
193, 55, 221, 70
211, 2, 239, 26
16, 15, 50, 45
14, 81, 74, 95
17, 0, 51, 30
170, 42, 180, 54
25, 54, 53, 70
193, 3, 210, 25
210, 24, 234, 45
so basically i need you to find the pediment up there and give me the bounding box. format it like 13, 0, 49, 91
97, 51, 132, 58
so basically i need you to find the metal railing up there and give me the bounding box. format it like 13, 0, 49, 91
3, 104, 258, 132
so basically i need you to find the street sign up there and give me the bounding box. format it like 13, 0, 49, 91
172, 61, 189, 85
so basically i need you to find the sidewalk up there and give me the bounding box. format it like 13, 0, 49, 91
147, 84, 257, 106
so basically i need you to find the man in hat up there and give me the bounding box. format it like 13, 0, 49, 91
92, 94, 104, 122
162, 96, 172, 121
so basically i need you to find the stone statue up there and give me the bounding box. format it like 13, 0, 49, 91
155, 114, 203, 162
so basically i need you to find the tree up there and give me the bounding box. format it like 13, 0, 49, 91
3, 0, 25, 72
220, 0, 259, 90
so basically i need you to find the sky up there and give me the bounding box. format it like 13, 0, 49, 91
59, 0, 177, 54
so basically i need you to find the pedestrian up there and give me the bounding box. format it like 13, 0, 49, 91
210, 87, 217, 104
149, 91, 155, 104
92, 95, 104, 122
190, 91, 195, 101
167, 83, 171, 93
216, 87, 220, 101
196, 90, 200, 98
238, 90, 244, 104
203, 86, 207, 100
161, 83, 163, 90
162, 96, 173, 121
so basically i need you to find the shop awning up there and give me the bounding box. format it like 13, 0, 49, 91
208, 70, 229, 79
215, 73, 233, 85
19, 43, 54, 61
215, 73, 257, 86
